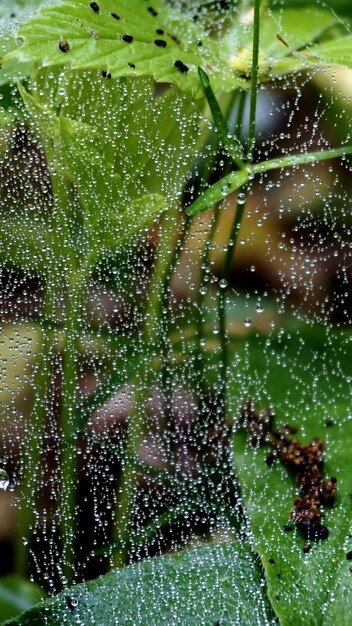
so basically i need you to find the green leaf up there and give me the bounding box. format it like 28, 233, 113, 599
0, 214, 57, 275
0, 575, 45, 623
0, 0, 49, 28
4, 542, 276, 625
298, 35, 352, 70
231, 326, 352, 625
267, 34, 352, 76
21, 69, 201, 204
198, 67, 243, 168
16, 72, 200, 272
0, 0, 55, 85
58, 109, 167, 255
269, 0, 352, 19
225, 5, 350, 78
3, 0, 247, 95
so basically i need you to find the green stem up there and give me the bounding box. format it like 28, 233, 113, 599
218, 185, 249, 418
195, 204, 221, 406
113, 380, 145, 568
60, 270, 85, 585
36, 123, 85, 584
247, 0, 261, 160
187, 144, 352, 218
15, 282, 58, 577
113, 209, 190, 568
235, 90, 247, 139
160, 216, 192, 435
218, 0, 261, 420
250, 144, 352, 174
198, 68, 244, 169
42, 147, 83, 586
193, 87, 246, 430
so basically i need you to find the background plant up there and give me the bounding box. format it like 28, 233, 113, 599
0, 0, 352, 623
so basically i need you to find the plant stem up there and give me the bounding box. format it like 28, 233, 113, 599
193, 89, 244, 431
42, 146, 84, 585
218, 185, 248, 416
15, 283, 58, 577
235, 90, 247, 139
113, 209, 190, 568
195, 204, 221, 409
112, 380, 145, 568
247, 0, 261, 161
160, 216, 192, 431
198, 68, 244, 169
187, 144, 352, 218
60, 269, 85, 585
249, 144, 352, 174
218, 0, 261, 420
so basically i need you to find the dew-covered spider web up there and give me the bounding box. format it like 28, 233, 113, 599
0, 0, 352, 624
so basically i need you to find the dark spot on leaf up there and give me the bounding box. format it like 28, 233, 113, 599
154, 39, 167, 48
277, 33, 289, 48
122, 34, 134, 43
102, 70, 111, 79
10, 12, 16, 18
128, 62, 135, 68
268, 557, 275, 564
90, 1, 99, 13
156, 28, 164, 35
303, 543, 311, 553
283, 523, 293, 532
316, 525, 329, 540
111, 12, 120, 20
346, 550, 352, 560
59, 40, 70, 53
170, 34, 180, 44
174, 60, 189, 74
148, 6, 158, 16
325, 418, 335, 427
196, 40, 203, 46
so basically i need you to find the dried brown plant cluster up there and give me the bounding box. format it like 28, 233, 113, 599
240, 400, 337, 547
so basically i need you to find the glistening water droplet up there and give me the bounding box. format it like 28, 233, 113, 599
0, 469, 9, 490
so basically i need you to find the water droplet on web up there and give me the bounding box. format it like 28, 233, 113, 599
256, 302, 264, 313
66, 596, 79, 610
244, 318, 252, 328
219, 278, 228, 288
0, 469, 9, 490
221, 182, 231, 196
237, 192, 246, 205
